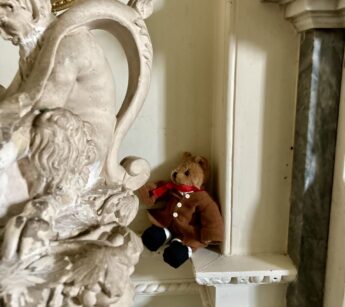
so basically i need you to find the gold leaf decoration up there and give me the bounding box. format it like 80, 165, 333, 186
51, 0, 76, 12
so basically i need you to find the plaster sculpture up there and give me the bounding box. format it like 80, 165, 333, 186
0, 0, 153, 305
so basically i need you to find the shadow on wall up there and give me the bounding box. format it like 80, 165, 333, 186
131, 0, 299, 258
130, 0, 218, 233
146, 0, 217, 179
230, 0, 299, 256
234, 1, 298, 254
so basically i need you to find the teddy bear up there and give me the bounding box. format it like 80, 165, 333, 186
138, 152, 224, 268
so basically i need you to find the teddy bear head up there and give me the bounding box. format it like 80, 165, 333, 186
170, 152, 209, 189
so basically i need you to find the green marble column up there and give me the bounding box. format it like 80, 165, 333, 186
287, 30, 345, 307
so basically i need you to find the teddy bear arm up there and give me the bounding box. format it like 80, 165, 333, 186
198, 197, 224, 245
138, 181, 159, 207
138, 181, 172, 207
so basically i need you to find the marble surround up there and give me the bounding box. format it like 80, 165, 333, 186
262, 2, 345, 306
287, 29, 345, 307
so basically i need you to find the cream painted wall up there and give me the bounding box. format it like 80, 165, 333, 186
0, 41, 18, 85
124, 0, 218, 233
119, 0, 216, 178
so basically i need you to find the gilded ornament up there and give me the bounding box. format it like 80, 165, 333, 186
51, 0, 76, 12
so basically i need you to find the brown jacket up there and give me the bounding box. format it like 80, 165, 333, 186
144, 189, 224, 249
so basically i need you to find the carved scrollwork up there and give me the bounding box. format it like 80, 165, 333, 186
196, 274, 295, 286
134, 281, 199, 295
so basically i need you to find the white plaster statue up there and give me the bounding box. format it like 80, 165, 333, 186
0, 0, 153, 305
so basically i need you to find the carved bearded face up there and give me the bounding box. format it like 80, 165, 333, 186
0, 0, 52, 45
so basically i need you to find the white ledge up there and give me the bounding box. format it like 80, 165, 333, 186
262, 0, 345, 31
133, 249, 199, 296
192, 248, 297, 286
133, 247, 297, 294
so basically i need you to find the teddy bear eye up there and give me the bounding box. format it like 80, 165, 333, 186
184, 170, 190, 176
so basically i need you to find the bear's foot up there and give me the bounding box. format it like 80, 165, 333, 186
141, 225, 167, 251
163, 240, 191, 268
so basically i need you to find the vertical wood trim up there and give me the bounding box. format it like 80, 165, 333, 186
211, 0, 238, 256
199, 286, 214, 307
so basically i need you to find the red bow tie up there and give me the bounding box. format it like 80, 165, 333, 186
151, 182, 202, 198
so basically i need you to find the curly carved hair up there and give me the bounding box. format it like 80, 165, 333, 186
4, 0, 52, 20
29, 108, 98, 194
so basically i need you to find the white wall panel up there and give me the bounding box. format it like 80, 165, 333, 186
230, 0, 299, 255
214, 284, 287, 307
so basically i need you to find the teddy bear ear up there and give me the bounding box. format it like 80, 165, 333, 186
182, 152, 193, 161
194, 156, 209, 172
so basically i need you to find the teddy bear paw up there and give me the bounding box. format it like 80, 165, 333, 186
141, 225, 167, 251
163, 240, 191, 268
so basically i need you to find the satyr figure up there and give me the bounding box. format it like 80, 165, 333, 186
0, 0, 153, 305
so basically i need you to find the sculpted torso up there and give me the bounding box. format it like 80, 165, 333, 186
0, 0, 152, 257
2, 26, 116, 162
0, 0, 154, 190
36, 29, 116, 157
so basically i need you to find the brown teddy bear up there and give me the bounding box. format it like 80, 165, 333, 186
138, 152, 224, 268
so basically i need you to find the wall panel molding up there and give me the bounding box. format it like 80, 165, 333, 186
263, 0, 345, 31
192, 249, 297, 287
